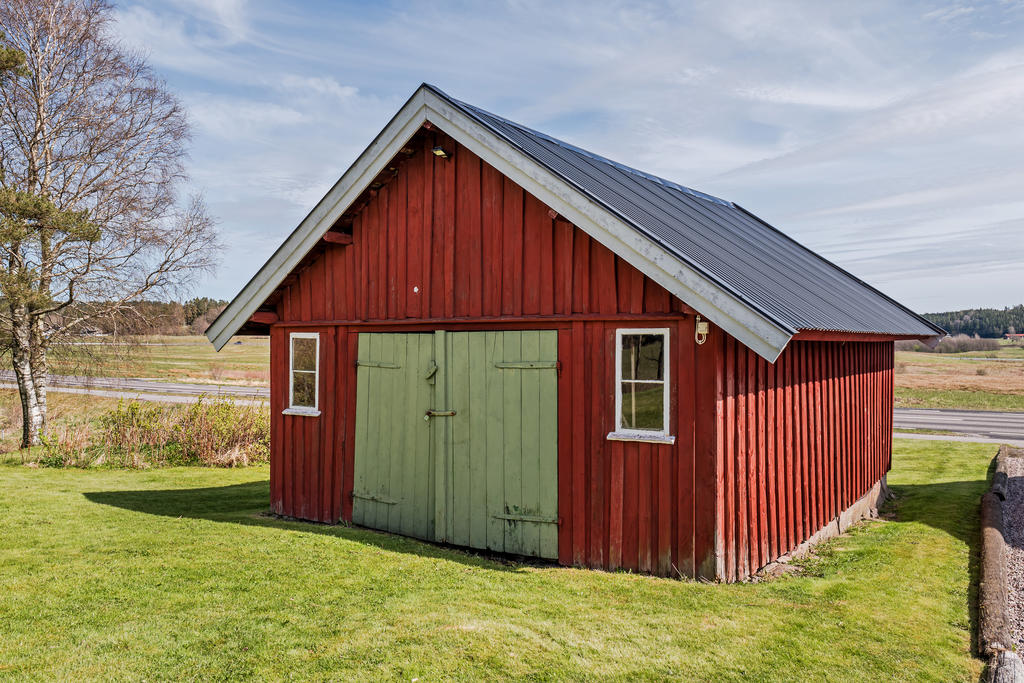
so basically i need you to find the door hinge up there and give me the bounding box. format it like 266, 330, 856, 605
355, 360, 401, 369
491, 512, 560, 525
494, 361, 559, 370
352, 490, 399, 505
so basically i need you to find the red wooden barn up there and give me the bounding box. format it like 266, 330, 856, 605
208, 84, 944, 581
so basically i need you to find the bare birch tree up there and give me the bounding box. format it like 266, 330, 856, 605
0, 0, 218, 447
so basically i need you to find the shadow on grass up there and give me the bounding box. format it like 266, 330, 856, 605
83, 480, 537, 573
885, 476, 987, 660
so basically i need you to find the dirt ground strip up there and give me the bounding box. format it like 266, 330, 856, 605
1005, 452, 1024, 651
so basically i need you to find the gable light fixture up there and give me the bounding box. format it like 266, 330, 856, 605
431, 146, 450, 159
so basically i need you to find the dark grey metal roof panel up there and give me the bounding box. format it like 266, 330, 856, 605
428, 85, 942, 339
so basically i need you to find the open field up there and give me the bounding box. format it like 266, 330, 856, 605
896, 346, 1024, 412
45, 335, 269, 385
0, 439, 987, 680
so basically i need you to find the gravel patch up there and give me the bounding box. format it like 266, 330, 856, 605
1004, 454, 1024, 651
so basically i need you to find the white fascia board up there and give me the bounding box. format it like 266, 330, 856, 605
206, 91, 430, 350
422, 92, 793, 362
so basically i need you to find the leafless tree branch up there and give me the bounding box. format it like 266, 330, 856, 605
0, 0, 220, 446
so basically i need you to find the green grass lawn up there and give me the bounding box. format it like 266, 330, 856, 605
895, 386, 1024, 412
0, 439, 989, 680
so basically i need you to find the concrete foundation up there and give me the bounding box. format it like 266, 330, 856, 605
762, 476, 890, 573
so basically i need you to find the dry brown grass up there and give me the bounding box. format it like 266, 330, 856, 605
181, 367, 270, 385
48, 335, 269, 386
894, 352, 1024, 396
0, 390, 122, 455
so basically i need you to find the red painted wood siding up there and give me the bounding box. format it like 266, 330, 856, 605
270, 130, 700, 576
266, 126, 897, 581
557, 318, 699, 576
275, 132, 686, 323
270, 325, 344, 523
693, 336, 894, 581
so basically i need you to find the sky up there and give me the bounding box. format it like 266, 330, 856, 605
112, 0, 1024, 314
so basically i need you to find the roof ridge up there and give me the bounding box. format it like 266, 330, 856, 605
433, 87, 733, 208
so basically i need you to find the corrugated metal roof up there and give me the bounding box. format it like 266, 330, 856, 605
430, 85, 943, 338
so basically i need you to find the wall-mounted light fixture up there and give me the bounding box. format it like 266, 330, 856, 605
695, 315, 709, 345
431, 146, 450, 159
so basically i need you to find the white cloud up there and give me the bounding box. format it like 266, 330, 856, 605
734, 84, 904, 110
167, 0, 250, 43
279, 75, 359, 100
923, 5, 975, 22
112, 0, 1024, 310
186, 97, 308, 141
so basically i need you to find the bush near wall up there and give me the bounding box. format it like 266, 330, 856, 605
37, 398, 269, 468
896, 334, 1001, 354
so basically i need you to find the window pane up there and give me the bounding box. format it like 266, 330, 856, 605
621, 334, 664, 381
292, 337, 317, 372
292, 371, 316, 407
620, 381, 664, 431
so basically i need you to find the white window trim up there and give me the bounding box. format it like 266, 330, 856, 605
286, 332, 320, 416
607, 327, 674, 444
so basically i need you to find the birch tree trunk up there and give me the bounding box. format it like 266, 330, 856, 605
29, 320, 47, 442
11, 316, 43, 447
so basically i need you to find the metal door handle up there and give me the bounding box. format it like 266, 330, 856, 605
425, 409, 456, 418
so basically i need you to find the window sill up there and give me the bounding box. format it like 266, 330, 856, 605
606, 431, 676, 445
282, 407, 321, 417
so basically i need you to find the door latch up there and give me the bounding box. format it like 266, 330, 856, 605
424, 409, 456, 421
424, 361, 438, 383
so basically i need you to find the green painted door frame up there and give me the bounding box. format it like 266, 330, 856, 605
353, 330, 558, 558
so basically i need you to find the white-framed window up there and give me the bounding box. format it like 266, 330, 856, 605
608, 328, 674, 444
285, 332, 320, 416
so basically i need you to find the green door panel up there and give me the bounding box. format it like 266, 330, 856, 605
445, 330, 559, 559
352, 330, 558, 560
352, 333, 435, 541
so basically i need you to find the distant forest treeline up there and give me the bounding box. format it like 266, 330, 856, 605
923, 305, 1024, 338
75, 297, 228, 336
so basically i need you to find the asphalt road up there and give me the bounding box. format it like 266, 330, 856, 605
0, 371, 268, 403
894, 407, 1024, 446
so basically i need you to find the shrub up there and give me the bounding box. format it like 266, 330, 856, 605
172, 398, 269, 466
895, 340, 925, 352
99, 400, 177, 466
896, 334, 1000, 354
36, 397, 272, 469
934, 334, 1001, 353
39, 423, 96, 468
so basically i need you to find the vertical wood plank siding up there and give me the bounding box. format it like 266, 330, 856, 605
269, 128, 896, 580
272, 133, 693, 573
276, 133, 688, 323
695, 338, 895, 580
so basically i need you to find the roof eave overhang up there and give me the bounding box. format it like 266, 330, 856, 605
208, 85, 794, 361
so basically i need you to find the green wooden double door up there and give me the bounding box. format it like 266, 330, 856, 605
353, 330, 558, 559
